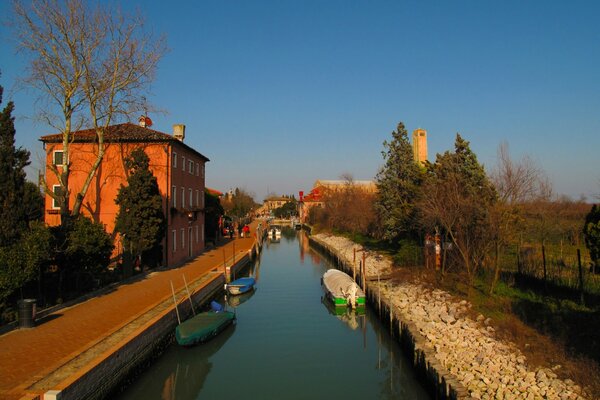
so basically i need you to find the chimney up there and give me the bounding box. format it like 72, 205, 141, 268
139, 115, 147, 127
173, 124, 186, 142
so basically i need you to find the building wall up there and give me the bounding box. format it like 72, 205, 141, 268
43, 140, 206, 267
412, 128, 428, 165
167, 142, 206, 266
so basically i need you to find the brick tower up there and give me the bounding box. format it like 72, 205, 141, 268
412, 128, 428, 165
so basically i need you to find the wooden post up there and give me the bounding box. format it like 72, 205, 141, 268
389, 294, 393, 336
542, 245, 547, 288
362, 252, 367, 290
377, 271, 381, 316
353, 248, 356, 281
577, 249, 585, 305
170, 280, 181, 325
222, 248, 229, 283
182, 274, 196, 316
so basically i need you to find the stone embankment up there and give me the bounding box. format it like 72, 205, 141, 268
313, 233, 590, 400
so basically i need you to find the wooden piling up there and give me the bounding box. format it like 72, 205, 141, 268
577, 249, 585, 305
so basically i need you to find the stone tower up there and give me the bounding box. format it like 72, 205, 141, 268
412, 128, 428, 165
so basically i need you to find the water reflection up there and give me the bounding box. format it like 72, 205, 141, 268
226, 288, 256, 308
122, 324, 236, 400
321, 296, 364, 330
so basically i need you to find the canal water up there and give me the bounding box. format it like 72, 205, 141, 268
116, 229, 429, 400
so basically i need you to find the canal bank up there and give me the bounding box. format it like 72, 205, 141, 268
0, 222, 263, 400
309, 233, 591, 400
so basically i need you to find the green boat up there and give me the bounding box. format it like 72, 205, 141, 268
322, 269, 366, 309
175, 310, 236, 346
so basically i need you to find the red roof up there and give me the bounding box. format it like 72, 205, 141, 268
206, 187, 223, 196
40, 123, 209, 161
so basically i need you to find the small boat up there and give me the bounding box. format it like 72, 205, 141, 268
321, 269, 366, 309
175, 302, 236, 346
270, 225, 282, 237
226, 277, 256, 295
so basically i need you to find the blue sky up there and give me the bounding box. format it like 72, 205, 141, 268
1, 1, 599, 201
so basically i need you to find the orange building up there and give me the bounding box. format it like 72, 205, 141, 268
40, 122, 209, 267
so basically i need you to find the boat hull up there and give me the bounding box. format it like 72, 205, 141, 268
175, 311, 236, 346
226, 277, 256, 296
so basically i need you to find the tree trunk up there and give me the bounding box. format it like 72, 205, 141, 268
489, 241, 500, 295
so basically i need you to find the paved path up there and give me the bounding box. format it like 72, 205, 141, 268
0, 224, 259, 400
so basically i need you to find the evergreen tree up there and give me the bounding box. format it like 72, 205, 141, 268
204, 190, 224, 242
115, 148, 165, 272
420, 134, 497, 280
0, 82, 31, 245
375, 122, 424, 241
583, 204, 600, 268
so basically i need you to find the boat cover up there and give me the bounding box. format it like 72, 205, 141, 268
176, 311, 235, 346
322, 269, 365, 307
228, 277, 256, 287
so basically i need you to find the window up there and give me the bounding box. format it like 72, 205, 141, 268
172, 230, 176, 252
181, 228, 185, 249
52, 185, 63, 209
201, 165, 205, 179
53, 150, 64, 165
201, 191, 205, 208
182, 156, 185, 173
172, 152, 177, 168
171, 185, 176, 207
189, 160, 193, 173
201, 224, 204, 242
181, 187, 185, 208
195, 162, 199, 176
195, 190, 199, 207
195, 225, 199, 243
189, 188, 193, 208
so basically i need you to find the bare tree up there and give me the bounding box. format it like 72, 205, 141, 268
492, 141, 544, 204
12, 0, 166, 224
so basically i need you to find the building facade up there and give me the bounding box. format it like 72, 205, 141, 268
412, 128, 428, 165
40, 122, 209, 267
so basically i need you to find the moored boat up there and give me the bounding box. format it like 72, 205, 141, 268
175, 309, 236, 346
321, 269, 366, 309
270, 225, 282, 237
226, 276, 256, 295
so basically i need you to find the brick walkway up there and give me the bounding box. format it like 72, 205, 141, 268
0, 226, 258, 400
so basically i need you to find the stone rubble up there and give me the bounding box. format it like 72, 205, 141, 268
314, 233, 590, 400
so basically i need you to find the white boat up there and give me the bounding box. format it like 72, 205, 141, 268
270, 225, 282, 238
321, 269, 366, 309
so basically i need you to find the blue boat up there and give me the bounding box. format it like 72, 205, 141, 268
226, 277, 256, 295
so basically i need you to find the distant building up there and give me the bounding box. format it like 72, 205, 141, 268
412, 128, 428, 165
40, 122, 209, 267
298, 179, 377, 223
312, 179, 377, 193
262, 195, 294, 215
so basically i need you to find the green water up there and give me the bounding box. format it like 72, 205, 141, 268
115, 230, 430, 399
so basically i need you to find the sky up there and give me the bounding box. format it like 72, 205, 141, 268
1, 0, 599, 202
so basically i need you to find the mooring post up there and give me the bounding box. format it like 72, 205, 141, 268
170, 280, 181, 325
577, 249, 584, 305
378, 271, 381, 316
353, 248, 357, 281
362, 252, 367, 290
389, 293, 393, 336
182, 274, 196, 316
542, 244, 547, 286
